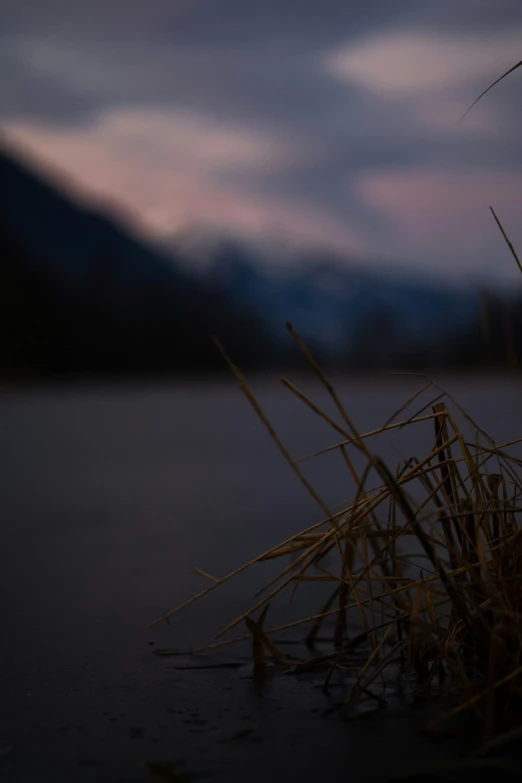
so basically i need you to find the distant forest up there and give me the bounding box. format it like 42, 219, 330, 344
348, 288, 522, 373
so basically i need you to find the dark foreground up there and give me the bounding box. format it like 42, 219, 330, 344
2, 378, 522, 782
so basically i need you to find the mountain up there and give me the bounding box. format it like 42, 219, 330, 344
1, 142, 519, 380
166, 232, 483, 367
0, 145, 272, 378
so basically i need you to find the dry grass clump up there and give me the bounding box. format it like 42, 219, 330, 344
150, 210, 522, 744
150, 327, 522, 740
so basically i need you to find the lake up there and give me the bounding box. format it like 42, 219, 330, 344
1, 375, 522, 782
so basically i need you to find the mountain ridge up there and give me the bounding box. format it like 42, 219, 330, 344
0, 142, 517, 377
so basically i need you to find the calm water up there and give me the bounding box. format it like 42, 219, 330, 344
2, 374, 522, 647
1, 375, 522, 781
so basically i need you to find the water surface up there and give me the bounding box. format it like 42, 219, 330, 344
1, 375, 521, 781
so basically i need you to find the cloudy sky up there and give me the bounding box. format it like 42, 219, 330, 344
2, 0, 522, 285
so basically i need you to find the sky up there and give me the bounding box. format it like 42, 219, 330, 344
2, 0, 522, 285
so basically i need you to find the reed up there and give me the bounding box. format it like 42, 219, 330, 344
150, 211, 522, 750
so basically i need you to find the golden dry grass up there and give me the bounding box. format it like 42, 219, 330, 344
150, 210, 522, 749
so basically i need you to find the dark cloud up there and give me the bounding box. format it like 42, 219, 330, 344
405, 0, 522, 33
2, 0, 521, 134
1, 49, 102, 125
2, 0, 522, 281
2, 0, 417, 47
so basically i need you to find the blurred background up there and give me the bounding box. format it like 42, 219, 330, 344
2, 0, 522, 380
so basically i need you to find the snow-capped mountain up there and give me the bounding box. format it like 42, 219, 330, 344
165, 231, 480, 360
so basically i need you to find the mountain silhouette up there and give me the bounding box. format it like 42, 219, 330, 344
167, 231, 486, 368
0, 145, 272, 379
0, 143, 519, 380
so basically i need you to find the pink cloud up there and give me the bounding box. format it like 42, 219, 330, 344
3, 108, 364, 253
323, 29, 522, 138
355, 166, 522, 278
324, 30, 522, 96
